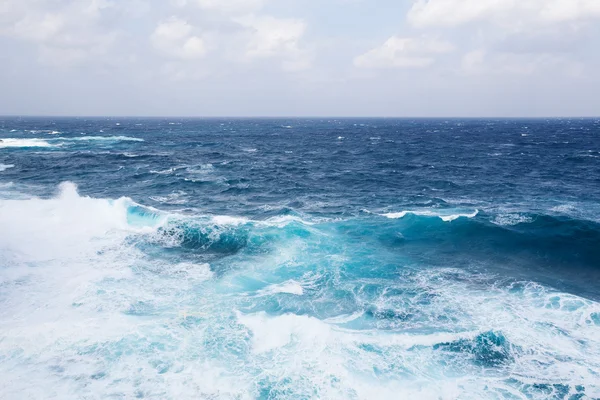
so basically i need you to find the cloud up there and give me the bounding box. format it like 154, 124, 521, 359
151, 17, 208, 60
408, 0, 600, 28
403, 0, 600, 77
191, 0, 266, 14
235, 15, 311, 71
0, 0, 121, 66
354, 36, 454, 69
461, 48, 585, 78
0, 0, 598, 116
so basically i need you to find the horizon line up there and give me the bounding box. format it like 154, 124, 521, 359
1, 115, 599, 120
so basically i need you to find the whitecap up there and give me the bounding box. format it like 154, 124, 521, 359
211, 215, 249, 225
0, 138, 54, 148
383, 209, 479, 222
150, 167, 177, 175
0, 164, 15, 172
58, 136, 144, 142
262, 215, 318, 227
0, 182, 159, 263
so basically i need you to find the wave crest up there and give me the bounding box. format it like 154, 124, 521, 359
382, 209, 479, 222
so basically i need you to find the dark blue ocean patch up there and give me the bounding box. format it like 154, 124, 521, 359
434, 331, 513, 368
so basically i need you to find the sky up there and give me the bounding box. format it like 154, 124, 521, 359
1, 0, 599, 117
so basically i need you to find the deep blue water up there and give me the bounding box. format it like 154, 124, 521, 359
1, 117, 599, 399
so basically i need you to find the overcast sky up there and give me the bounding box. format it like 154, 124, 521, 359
1, 0, 599, 117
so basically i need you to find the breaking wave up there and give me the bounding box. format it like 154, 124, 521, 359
1, 183, 600, 399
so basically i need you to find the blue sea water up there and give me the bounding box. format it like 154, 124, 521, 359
1, 117, 599, 399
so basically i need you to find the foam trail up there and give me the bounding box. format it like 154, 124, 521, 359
0, 164, 14, 172
52, 136, 144, 142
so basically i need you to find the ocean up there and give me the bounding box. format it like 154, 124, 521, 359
1, 117, 599, 399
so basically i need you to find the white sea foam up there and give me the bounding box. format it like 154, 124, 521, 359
149, 191, 188, 205
0, 164, 15, 172
234, 270, 600, 399
238, 311, 331, 354
383, 209, 479, 222
187, 163, 214, 173
58, 136, 144, 142
492, 213, 533, 226
0, 182, 155, 263
0, 136, 142, 148
0, 138, 54, 148
1, 184, 599, 399
211, 215, 249, 225
262, 214, 317, 227
259, 281, 304, 296
150, 167, 179, 175
551, 204, 575, 213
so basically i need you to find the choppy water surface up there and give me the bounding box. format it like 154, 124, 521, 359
1, 117, 600, 399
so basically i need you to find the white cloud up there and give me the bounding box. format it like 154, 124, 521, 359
10, 12, 65, 42
0, 0, 598, 116
236, 15, 311, 70
354, 36, 454, 69
175, 0, 266, 14
541, 0, 600, 23
405, 0, 600, 77
0, 0, 121, 66
461, 48, 585, 77
408, 0, 600, 28
151, 17, 208, 60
